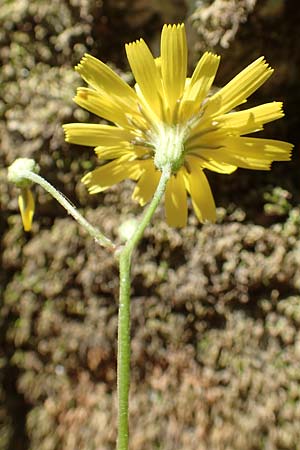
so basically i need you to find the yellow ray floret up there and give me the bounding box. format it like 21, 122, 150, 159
165, 171, 188, 227
214, 102, 284, 135
161, 24, 187, 117
182, 162, 216, 223
73, 88, 131, 127
63, 123, 134, 147
82, 158, 148, 194
125, 39, 163, 120
132, 161, 161, 206
76, 54, 137, 102
179, 52, 220, 122
204, 57, 273, 117
18, 187, 35, 232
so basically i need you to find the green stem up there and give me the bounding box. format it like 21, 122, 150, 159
20, 170, 115, 249
117, 165, 171, 450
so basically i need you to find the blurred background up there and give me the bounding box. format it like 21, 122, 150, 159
1, 0, 300, 449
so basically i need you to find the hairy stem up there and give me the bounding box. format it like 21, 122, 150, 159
117, 165, 171, 450
20, 170, 115, 249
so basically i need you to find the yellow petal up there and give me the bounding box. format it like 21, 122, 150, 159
185, 122, 225, 152
74, 88, 132, 128
76, 54, 137, 102
227, 136, 292, 164
179, 52, 220, 121
165, 171, 187, 227
18, 187, 35, 231
161, 24, 187, 117
182, 161, 216, 223
133, 83, 163, 129
95, 145, 148, 160
132, 160, 161, 206
204, 57, 273, 117
154, 56, 162, 74
215, 102, 284, 135
82, 158, 145, 194
186, 153, 237, 174
200, 137, 292, 170
63, 123, 133, 147
125, 39, 163, 119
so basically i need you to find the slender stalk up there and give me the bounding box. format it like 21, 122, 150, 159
20, 170, 115, 249
117, 165, 171, 450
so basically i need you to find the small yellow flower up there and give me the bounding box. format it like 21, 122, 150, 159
64, 24, 292, 227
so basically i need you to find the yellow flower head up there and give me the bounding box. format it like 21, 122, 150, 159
63, 24, 292, 227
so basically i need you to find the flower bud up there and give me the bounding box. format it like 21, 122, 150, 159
7, 158, 40, 188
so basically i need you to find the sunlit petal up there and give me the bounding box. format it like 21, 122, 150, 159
82, 158, 144, 194
74, 88, 136, 128
63, 123, 133, 147
126, 39, 163, 119
76, 54, 137, 102
161, 24, 187, 117
132, 161, 161, 206
95, 146, 148, 160
179, 52, 220, 121
165, 171, 187, 227
183, 160, 216, 223
204, 57, 273, 117
199, 137, 292, 170
214, 102, 284, 135
186, 152, 237, 174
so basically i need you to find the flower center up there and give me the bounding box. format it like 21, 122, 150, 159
152, 123, 188, 173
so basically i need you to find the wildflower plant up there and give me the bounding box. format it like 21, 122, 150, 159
8, 24, 293, 450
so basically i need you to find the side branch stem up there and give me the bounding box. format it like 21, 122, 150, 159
117, 165, 171, 450
21, 170, 115, 249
